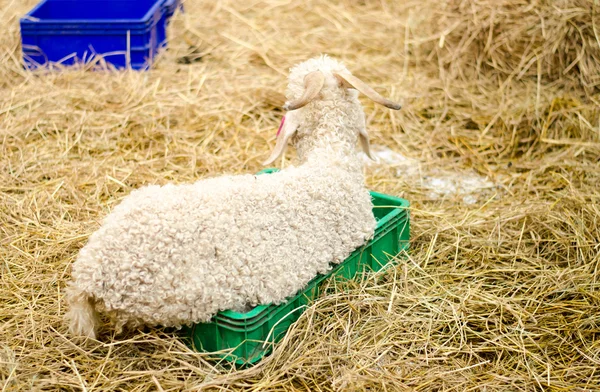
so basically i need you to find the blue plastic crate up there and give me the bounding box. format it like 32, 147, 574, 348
165, 0, 184, 19
20, 0, 173, 70
157, 0, 184, 48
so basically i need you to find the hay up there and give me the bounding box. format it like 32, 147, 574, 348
1, 0, 599, 390
410, 0, 600, 93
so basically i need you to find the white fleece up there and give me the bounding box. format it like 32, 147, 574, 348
66, 55, 379, 335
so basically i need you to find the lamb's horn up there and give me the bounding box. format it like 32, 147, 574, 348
334, 72, 401, 110
283, 71, 325, 111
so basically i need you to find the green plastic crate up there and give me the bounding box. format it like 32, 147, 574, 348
184, 168, 410, 366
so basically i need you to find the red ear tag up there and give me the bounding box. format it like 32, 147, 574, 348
276, 116, 286, 137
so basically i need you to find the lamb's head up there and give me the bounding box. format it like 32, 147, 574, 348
263, 55, 401, 166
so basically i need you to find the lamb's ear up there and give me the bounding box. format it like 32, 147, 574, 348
263, 112, 300, 166
359, 127, 375, 160
334, 72, 402, 110
356, 111, 375, 161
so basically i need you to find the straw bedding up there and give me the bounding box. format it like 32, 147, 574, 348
1, 0, 599, 390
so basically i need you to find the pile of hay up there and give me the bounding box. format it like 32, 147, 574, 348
1, 0, 598, 390
412, 0, 600, 91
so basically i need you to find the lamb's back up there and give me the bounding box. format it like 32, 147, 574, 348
72, 167, 375, 326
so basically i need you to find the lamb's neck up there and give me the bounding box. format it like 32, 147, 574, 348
298, 136, 365, 174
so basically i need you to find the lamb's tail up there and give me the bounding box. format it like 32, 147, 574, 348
65, 285, 98, 340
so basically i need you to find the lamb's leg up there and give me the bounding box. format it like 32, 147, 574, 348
65, 285, 99, 339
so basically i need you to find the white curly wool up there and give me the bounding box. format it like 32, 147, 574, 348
65, 55, 400, 338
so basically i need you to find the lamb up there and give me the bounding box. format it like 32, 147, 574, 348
65, 55, 402, 339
